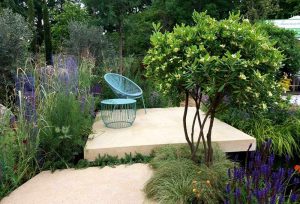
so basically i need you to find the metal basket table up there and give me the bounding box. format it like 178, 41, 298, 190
100, 99, 136, 128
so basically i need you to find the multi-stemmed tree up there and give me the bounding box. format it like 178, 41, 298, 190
144, 12, 284, 166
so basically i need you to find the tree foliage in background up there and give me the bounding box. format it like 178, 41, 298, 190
83, 0, 151, 73
257, 22, 300, 76
0, 9, 32, 103
273, 0, 300, 19
239, 0, 281, 22
144, 12, 284, 166
51, 2, 91, 52
65, 21, 111, 65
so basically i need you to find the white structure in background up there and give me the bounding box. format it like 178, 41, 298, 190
269, 16, 300, 91
282, 95, 300, 106
268, 16, 300, 40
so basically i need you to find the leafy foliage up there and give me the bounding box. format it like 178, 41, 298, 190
51, 2, 91, 52
0, 9, 32, 103
76, 153, 154, 169
144, 11, 284, 165
239, 0, 280, 21
144, 12, 283, 110
65, 21, 110, 64
257, 22, 300, 76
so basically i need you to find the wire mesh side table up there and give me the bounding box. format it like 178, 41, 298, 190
100, 99, 136, 128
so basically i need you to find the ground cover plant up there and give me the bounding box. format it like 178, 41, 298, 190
144, 11, 284, 166
144, 144, 234, 203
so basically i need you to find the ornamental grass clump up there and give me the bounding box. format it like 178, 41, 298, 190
144, 145, 234, 203
226, 140, 300, 203
144, 12, 284, 166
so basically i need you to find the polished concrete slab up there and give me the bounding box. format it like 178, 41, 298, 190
84, 107, 256, 161
1, 164, 154, 204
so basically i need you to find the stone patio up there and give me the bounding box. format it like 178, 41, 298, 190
85, 107, 256, 161
1, 164, 154, 204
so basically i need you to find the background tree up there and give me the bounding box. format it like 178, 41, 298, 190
51, 2, 91, 52
257, 22, 300, 76
272, 0, 300, 19
27, 0, 37, 55
43, 0, 53, 65
65, 21, 109, 64
0, 9, 32, 103
83, 0, 151, 73
239, 0, 281, 21
144, 12, 283, 166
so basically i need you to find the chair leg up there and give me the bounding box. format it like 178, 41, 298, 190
142, 95, 146, 114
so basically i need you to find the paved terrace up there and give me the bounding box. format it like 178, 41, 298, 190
2, 164, 154, 204
85, 107, 256, 161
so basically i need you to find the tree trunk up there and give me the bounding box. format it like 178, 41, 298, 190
183, 91, 194, 159
28, 0, 37, 57
43, 0, 53, 65
36, 1, 43, 51
206, 111, 215, 166
118, 19, 125, 74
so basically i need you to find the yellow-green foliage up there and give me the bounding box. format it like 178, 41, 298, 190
144, 12, 284, 111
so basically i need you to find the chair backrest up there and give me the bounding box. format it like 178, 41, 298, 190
104, 73, 142, 97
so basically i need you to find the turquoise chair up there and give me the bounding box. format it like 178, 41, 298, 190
104, 73, 146, 113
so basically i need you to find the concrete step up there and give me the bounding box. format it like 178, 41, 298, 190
84, 107, 256, 161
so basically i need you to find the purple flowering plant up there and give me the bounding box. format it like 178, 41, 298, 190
225, 140, 300, 204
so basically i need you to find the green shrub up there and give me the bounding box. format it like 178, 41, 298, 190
39, 93, 93, 168
51, 2, 91, 52
145, 145, 234, 203
37, 57, 96, 168
257, 22, 300, 76
65, 21, 112, 65
0, 9, 32, 103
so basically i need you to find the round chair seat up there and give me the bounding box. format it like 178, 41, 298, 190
100, 99, 136, 129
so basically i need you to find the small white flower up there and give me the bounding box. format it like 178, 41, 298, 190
268, 91, 273, 97
246, 87, 252, 92
262, 103, 267, 110
239, 73, 247, 80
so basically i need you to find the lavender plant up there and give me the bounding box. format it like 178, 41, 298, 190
226, 140, 300, 203
15, 74, 37, 123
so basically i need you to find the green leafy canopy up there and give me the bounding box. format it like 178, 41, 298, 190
144, 12, 284, 111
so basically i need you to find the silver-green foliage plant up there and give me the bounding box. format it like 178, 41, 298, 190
144, 12, 284, 166
0, 9, 32, 68
65, 21, 112, 65
0, 9, 32, 102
